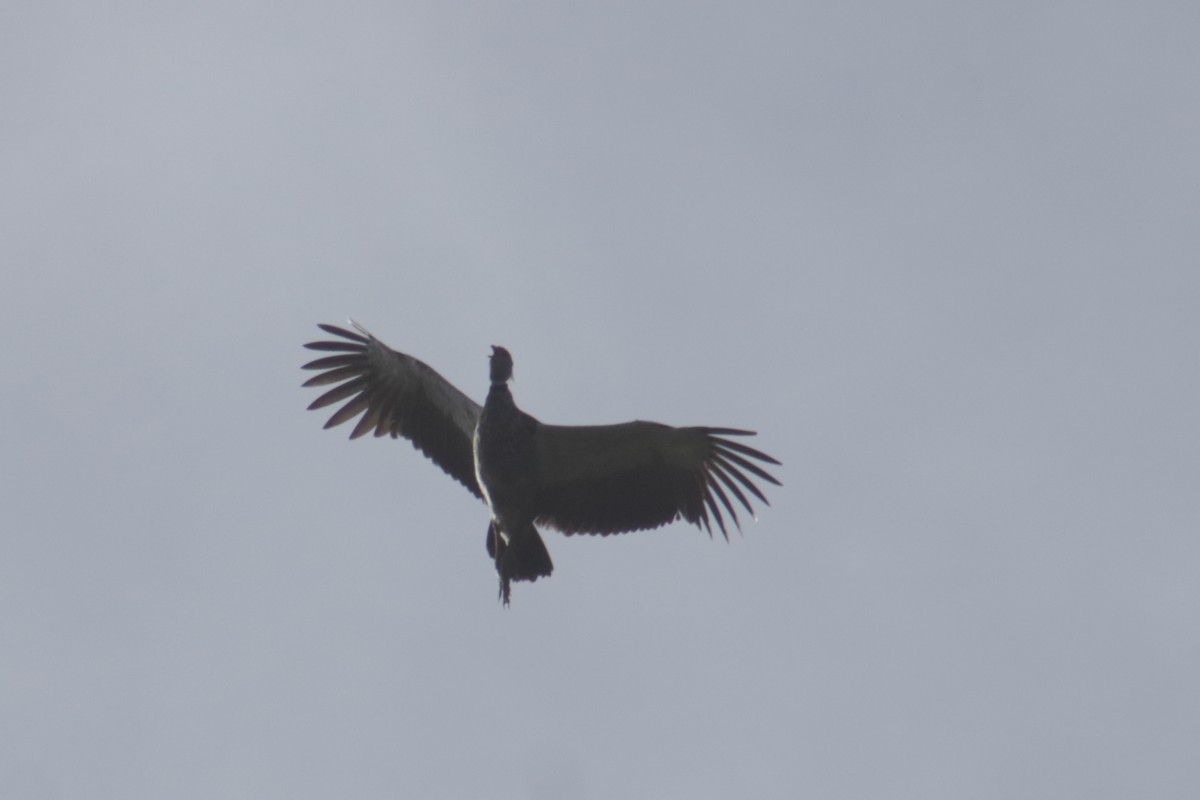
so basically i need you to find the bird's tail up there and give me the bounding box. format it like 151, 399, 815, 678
487, 522, 553, 606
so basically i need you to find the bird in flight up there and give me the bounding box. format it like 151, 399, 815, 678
302, 322, 780, 604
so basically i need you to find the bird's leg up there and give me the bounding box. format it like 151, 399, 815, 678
487, 521, 512, 606
486, 521, 501, 561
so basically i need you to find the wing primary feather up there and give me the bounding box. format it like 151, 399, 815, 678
347, 319, 374, 339
350, 403, 383, 439
308, 377, 368, 410
301, 354, 359, 371
301, 364, 363, 388
702, 492, 728, 539
709, 462, 755, 517
706, 476, 740, 537
325, 395, 371, 429
714, 447, 781, 487
713, 436, 783, 467
304, 340, 362, 352
712, 454, 772, 506
317, 323, 369, 342
704, 427, 756, 436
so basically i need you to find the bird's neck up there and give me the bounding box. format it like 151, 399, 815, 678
486, 381, 514, 403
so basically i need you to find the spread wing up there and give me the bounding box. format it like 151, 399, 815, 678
533, 422, 780, 537
301, 322, 484, 499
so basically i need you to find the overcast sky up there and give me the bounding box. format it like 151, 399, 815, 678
3, 2, 1198, 798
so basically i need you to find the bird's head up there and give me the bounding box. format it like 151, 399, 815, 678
489, 345, 514, 384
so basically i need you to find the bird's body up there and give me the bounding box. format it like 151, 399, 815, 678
473, 348, 553, 601
302, 322, 779, 604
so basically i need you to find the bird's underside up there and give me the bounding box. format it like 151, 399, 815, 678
302, 322, 780, 605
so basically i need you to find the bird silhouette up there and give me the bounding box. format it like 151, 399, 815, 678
302, 322, 780, 604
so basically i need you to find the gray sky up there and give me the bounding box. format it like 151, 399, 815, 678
3, 2, 1198, 798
